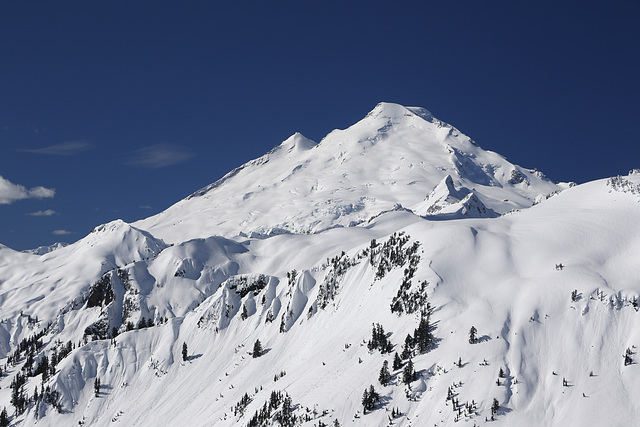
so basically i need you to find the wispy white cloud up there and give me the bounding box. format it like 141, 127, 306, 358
52, 229, 73, 235
19, 140, 94, 156
27, 209, 58, 216
0, 175, 55, 205
139, 205, 153, 209
123, 144, 194, 168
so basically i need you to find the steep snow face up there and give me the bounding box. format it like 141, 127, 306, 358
2, 103, 637, 427
135, 103, 567, 244
0, 220, 170, 341
412, 175, 497, 219
2, 175, 639, 427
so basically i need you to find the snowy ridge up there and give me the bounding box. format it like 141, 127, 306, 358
412, 175, 497, 219
135, 103, 568, 244
0, 106, 638, 426
22, 242, 68, 256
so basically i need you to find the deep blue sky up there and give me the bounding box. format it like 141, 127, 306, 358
1, 1, 639, 250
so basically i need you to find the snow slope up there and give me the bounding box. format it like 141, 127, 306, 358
0, 105, 637, 427
135, 103, 568, 244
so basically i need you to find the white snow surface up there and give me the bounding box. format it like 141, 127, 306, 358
0, 104, 638, 427
134, 103, 567, 244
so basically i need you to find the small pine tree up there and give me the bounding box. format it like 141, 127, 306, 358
491, 398, 500, 417
241, 304, 248, 321
571, 289, 578, 302
182, 342, 188, 361
401, 334, 413, 360
253, 339, 263, 358
0, 407, 7, 427
378, 360, 391, 386
362, 388, 369, 411
469, 326, 477, 344
499, 367, 505, 378
403, 359, 415, 385
393, 352, 403, 370
94, 377, 100, 396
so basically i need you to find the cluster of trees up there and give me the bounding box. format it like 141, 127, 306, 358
233, 392, 252, 417
399, 315, 434, 360
367, 323, 392, 353
317, 252, 354, 310
10, 373, 62, 416
6, 329, 75, 414
390, 278, 429, 315
448, 393, 478, 423
273, 370, 286, 382
121, 316, 169, 334
9, 372, 27, 414
373, 232, 420, 280
361, 385, 380, 412
7, 327, 48, 366
624, 348, 634, 366
246, 391, 296, 427
229, 274, 268, 298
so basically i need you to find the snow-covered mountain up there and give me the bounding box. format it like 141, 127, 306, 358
0, 104, 638, 427
21, 242, 69, 256
135, 103, 568, 243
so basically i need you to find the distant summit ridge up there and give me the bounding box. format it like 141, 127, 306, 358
135, 102, 568, 244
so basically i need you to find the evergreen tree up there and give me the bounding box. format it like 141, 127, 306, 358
499, 367, 505, 378
182, 342, 188, 361
367, 323, 389, 353
94, 377, 101, 396
362, 385, 380, 412
393, 352, 403, 370
241, 304, 248, 321
378, 360, 391, 386
403, 359, 416, 385
253, 339, 263, 358
0, 407, 7, 427
401, 334, 413, 360
469, 326, 477, 344
414, 316, 432, 353
571, 289, 578, 302
491, 398, 500, 417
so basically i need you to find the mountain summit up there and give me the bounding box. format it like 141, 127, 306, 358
135, 103, 567, 243
2, 104, 637, 427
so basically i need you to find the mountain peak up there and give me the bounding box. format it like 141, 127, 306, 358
365, 102, 437, 124
135, 104, 565, 243
278, 132, 316, 152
